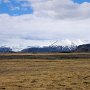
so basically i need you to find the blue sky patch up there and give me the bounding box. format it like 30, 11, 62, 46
73, 0, 90, 4
0, 0, 33, 16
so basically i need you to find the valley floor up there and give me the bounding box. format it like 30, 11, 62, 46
0, 59, 90, 90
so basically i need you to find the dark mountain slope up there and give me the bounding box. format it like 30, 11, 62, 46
0, 47, 13, 53
76, 44, 90, 52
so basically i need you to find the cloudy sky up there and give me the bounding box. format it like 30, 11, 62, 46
0, 0, 90, 50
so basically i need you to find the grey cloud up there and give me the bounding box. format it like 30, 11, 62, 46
29, 0, 90, 20
4, 0, 90, 19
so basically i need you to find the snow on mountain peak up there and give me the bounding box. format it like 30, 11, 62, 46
0, 39, 89, 51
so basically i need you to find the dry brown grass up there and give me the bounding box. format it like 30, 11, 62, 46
0, 58, 90, 90
0, 53, 90, 60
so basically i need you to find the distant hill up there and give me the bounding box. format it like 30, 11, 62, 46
0, 47, 13, 53
21, 46, 76, 53
76, 44, 90, 52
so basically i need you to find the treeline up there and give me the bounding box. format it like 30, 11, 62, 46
0, 44, 90, 53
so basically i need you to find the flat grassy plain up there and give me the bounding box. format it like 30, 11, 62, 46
0, 53, 90, 90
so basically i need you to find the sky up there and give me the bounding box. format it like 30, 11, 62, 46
0, 0, 90, 51
74, 0, 90, 3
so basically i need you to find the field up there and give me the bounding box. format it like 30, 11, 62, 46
0, 53, 90, 90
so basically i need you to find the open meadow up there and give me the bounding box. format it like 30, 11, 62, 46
0, 53, 90, 90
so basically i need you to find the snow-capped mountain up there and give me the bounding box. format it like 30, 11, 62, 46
0, 39, 89, 52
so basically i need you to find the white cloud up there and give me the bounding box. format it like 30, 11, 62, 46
0, 14, 90, 44
27, 0, 90, 20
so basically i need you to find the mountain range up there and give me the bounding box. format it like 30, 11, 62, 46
1, 39, 89, 51
0, 43, 90, 53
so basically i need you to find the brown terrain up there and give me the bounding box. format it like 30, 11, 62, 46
0, 53, 90, 90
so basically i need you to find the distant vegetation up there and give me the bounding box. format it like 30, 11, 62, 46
0, 44, 90, 53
